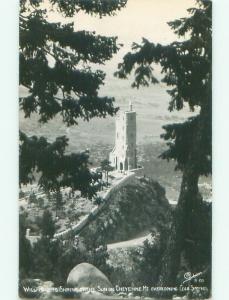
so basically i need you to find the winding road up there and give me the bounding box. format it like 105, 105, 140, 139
107, 233, 153, 250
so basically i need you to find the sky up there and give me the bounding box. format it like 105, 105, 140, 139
49, 0, 195, 46
47, 0, 196, 70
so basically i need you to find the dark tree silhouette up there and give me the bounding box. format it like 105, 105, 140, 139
19, 0, 127, 197
115, 0, 212, 290
19, 214, 33, 278
53, 190, 64, 217
40, 210, 56, 237
100, 159, 113, 185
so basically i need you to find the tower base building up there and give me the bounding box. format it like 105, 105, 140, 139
109, 102, 137, 172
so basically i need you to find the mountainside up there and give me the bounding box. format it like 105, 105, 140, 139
81, 177, 171, 246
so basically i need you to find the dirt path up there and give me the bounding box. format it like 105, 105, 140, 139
107, 233, 153, 250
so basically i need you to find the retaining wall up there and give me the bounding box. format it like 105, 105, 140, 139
53, 172, 136, 239
26, 170, 140, 243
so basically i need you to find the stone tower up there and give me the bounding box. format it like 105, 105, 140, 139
109, 102, 137, 171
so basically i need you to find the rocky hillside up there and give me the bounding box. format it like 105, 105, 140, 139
81, 177, 171, 246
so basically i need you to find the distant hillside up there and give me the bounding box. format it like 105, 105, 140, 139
84, 142, 211, 203
19, 79, 197, 149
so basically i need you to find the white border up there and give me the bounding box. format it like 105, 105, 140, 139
0, 1, 19, 299
212, 0, 229, 299
0, 0, 229, 299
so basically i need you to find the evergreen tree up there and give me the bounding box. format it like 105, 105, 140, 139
19, 214, 33, 278
100, 159, 113, 185
115, 0, 212, 290
53, 190, 64, 217
28, 191, 37, 204
40, 209, 56, 237
19, 0, 127, 197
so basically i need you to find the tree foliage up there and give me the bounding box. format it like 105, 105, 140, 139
115, 0, 212, 176
19, 214, 33, 278
19, 0, 127, 195
115, 0, 212, 290
40, 209, 56, 237
100, 159, 113, 185
19, 212, 113, 288
54, 190, 64, 215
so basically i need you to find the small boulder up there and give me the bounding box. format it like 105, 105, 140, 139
67, 263, 113, 295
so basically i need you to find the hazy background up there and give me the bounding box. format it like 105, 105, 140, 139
20, 0, 197, 148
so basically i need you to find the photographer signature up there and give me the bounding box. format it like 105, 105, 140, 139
182, 272, 203, 284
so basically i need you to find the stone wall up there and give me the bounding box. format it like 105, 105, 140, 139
53, 172, 137, 239
26, 170, 141, 243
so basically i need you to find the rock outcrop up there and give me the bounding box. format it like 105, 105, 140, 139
82, 177, 170, 245
67, 263, 113, 293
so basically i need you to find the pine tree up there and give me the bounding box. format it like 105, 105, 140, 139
19, 214, 33, 278
53, 190, 64, 217
40, 209, 56, 237
100, 159, 113, 185
115, 0, 212, 290
19, 0, 127, 197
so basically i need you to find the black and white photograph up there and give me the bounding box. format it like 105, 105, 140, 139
18, 0, 212, 299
